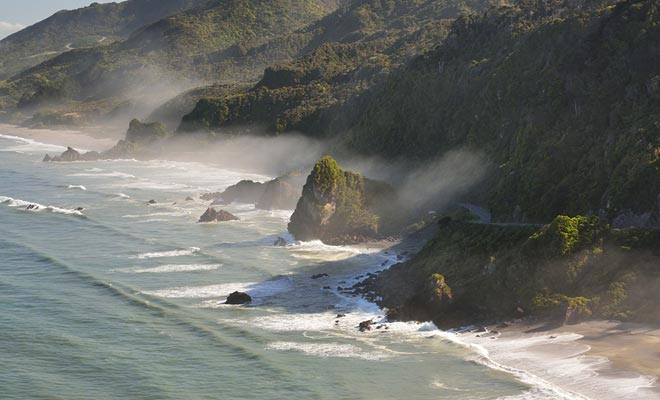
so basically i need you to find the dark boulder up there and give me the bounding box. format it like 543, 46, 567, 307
43, 154, 52, 162
225, 291, 252, 305
358, 319, 374, 332
54, 147, 82, 161
147, 200, 157, 205
198, 207, 239, 223
311, 273, 329, 279
273, 236, 288, 246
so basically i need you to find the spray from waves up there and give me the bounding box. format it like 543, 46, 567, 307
68, 172, 136, 179
147, 277, 292, 299
129, 247, 200, 260
122, 211, 191, 218
465, 331, 659, 400
123, 264, 222, 274
266, 341, 389, 361
67, 185, 87, 191
0, 195, 85, 217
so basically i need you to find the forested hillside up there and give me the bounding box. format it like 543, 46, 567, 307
0, 0, 205, 80
0, 0, 338, 124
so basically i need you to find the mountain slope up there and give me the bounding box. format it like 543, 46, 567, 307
0, 0, 337, 124
0, 0, 205, 80
342, 0, 660, 224
177, 0, 487, 134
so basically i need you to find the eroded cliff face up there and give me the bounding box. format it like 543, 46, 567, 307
287, 156, 399, 244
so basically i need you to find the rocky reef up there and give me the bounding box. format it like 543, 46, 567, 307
198, 208, 239, 223
362, 216, 660, 328
287, 156, 400, 244
201, 172, 305, 210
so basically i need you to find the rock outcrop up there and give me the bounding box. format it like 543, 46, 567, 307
225, 291, 252, 305
201, 172, 304, 210
198, 207, 239, 223
47, 146, 84, 162
43, 119, 166, 162
287, 156, 399, 244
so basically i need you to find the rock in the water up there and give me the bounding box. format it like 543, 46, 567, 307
311, 273, 329, 279
147, 200, 157, 205
201, 180, 264, 203
185, 196, 194, 201
358, 319, 374, 332
287, 156, 399, 245
201, 172, 304, 210
43, 154, 52, 162
273, 236, 288, 246
256, 178, 300, 210
198, 207, 239, 223
56, 147, 82, 161
225, 291, 252, 305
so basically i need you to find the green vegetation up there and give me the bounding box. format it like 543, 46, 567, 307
0, 0, 337, 123
125, 119, 168, 143
0, 0, 204, 80
344, 0, 660, 223
178, 0, 486, 135
374, 215, 660, 326
288, 156, 399, 244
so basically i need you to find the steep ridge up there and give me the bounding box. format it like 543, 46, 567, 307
344, 0, 660, 224
0, 0, 205, 80
177, 0, 488, 134
0, 0, 338, 125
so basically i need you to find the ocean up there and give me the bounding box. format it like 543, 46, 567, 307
0, 130, 657, 400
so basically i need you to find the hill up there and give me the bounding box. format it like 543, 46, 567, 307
0, 0, 205, 80
178, 0, 487, 134
0, 0, 338, 125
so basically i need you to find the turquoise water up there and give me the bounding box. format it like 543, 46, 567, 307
0, 131, 645, 400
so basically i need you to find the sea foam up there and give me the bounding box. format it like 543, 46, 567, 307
130, 247, 200, 260
0, 195, 85, 217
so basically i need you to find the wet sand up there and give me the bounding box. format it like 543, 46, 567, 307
0, 124, 119, 152
471, 319, 660, 398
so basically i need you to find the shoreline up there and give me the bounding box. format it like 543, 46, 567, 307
3, 122, 659, 398
450, 318, 660, 399
0, 123, 119, 153
495, 318, 660, 380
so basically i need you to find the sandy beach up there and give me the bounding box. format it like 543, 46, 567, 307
460, 319, 660, 399
0, 124, 119, 153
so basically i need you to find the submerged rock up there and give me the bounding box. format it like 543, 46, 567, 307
311, 273, 329, 279
225, 291, 252, 305
146, 200, 157, 205
273, 236, 288, 246
198, 207, 239, 223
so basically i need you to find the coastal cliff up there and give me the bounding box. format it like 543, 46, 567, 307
363, 216, 660, 328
